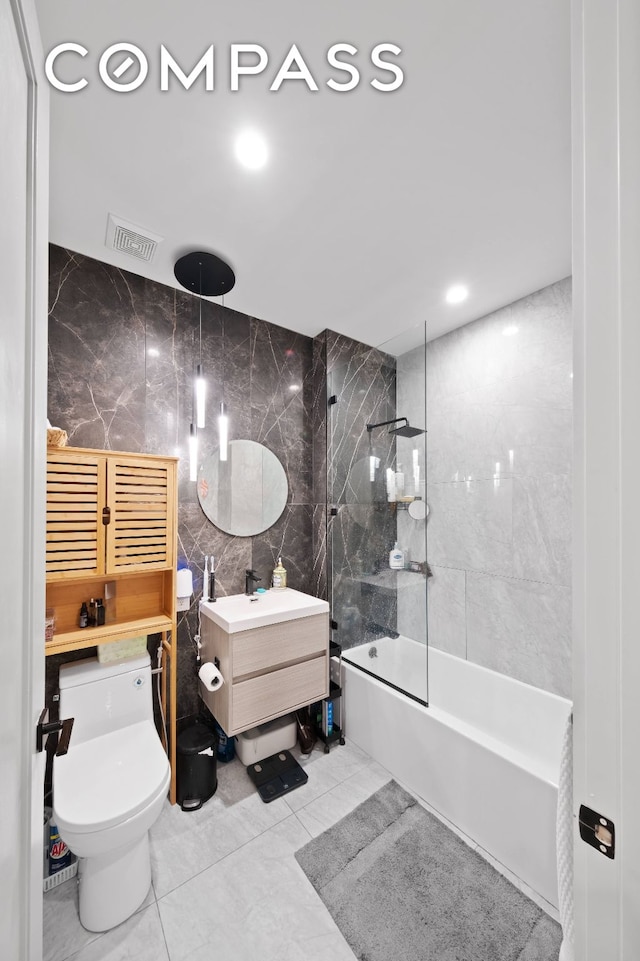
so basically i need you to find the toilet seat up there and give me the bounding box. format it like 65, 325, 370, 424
54, 720, 169, 835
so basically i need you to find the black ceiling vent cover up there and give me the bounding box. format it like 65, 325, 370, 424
174, 250, 235, 296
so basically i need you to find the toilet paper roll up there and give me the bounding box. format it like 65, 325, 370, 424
198, 661, 224, 692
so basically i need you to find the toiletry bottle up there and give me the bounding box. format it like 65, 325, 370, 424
394, 465, 405, 498
389, 542, 404, 570
208, 555, 216, 603
386, 468, 396, 502
78, 602, 88, 629
88, 598, 96, 626
272, 556, 287, 589
95, 598, 105, 626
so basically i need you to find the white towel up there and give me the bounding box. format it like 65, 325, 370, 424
556, 709, 574, 961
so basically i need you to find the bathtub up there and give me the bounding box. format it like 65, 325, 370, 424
342, 636, 571, 908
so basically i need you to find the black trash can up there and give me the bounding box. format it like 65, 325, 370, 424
177, 721, 218, 812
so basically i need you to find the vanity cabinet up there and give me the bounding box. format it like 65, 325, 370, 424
199, 600, 329, 737
45, 446, 179, 803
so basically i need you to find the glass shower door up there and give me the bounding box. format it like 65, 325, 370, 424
327, 325, 428, 704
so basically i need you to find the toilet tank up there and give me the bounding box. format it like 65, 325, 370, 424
59, 653, 154, 746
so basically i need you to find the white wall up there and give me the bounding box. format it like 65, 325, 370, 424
0, 0, 48, 957
397, 277, 572, 697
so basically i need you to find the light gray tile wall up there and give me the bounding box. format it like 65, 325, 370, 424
398, 278, 572, 697
395, 337, 428, 643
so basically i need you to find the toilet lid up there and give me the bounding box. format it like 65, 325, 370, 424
54, 720, 170, 834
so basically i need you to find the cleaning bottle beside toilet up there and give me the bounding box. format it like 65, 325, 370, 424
48, 817, 72, 875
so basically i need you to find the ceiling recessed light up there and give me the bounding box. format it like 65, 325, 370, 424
445, 284, 468, 305
234, 130, 268, 170
503, 325, 519, 336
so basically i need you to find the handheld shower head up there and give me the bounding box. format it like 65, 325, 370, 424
366, 417, 426, 438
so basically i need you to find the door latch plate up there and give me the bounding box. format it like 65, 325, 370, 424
579, 804, 615, 859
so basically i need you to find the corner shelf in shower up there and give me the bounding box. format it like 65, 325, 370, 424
358, 569, 426, 598
388, 498, 417, 511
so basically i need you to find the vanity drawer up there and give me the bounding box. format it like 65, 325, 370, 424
232, 655, 328, 733
232, 612, 328, 679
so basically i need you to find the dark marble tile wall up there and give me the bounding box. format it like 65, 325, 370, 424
47, 245, 314, 720
322, 330, 398, 650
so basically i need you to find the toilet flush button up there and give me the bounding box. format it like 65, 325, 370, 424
133, 676, 145, 688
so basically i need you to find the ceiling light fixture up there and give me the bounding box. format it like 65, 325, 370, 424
174, 250, 236, 479
445, 284, 469, 305
503, 325, 519, 336
234, 129, 268, 170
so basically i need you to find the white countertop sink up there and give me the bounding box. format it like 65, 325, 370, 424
200, 588, 329, 633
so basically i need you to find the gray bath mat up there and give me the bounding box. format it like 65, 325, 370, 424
295, 780, 561, 961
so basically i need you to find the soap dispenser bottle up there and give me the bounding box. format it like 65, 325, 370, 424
272, 556, 287, 590
389, 542, 404, 570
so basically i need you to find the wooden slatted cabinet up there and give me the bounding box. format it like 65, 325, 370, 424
45, 447, 179, 803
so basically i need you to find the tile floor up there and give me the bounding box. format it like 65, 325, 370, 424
43, 738, 559, 961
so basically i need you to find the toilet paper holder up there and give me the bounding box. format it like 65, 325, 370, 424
198, 658, 224, 692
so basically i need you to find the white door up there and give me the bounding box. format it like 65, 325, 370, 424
0, 0, 48, 957
572, 0, 640, 956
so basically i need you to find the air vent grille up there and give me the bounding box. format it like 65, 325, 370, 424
106, 214, 163, 263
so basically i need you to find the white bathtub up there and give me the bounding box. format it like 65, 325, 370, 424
342, 637, 571, 908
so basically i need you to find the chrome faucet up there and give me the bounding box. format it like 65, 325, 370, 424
245, 569, 261, 595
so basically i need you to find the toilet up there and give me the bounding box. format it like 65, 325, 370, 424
54, 653, 170, 932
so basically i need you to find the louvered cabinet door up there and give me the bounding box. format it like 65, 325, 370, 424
46, 451, 106, 579
105, 455, 176, 574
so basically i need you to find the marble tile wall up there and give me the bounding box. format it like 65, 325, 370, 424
322, 331, 399, 650
410, 277, 572, 697
47, 245, 314, 720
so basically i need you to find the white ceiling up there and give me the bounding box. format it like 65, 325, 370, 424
35, 0, 571, 352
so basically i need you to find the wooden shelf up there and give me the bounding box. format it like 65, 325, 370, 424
45, 568, 174, 639
45, 613, 174, 656
45, 446, 179, 804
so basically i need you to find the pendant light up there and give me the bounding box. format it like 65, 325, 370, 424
189, 423, 198, 482
218, 402, 228, 461
218, 316, 228, 461
195, 264, 206, 428
174, 250, 236, 480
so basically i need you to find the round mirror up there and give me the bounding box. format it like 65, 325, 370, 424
197, 440, 288, 537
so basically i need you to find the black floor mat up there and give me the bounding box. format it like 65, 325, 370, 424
245, 749, 308, 802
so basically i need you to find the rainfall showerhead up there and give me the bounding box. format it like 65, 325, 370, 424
391, 421, 425, 438
366, 417, 426, 438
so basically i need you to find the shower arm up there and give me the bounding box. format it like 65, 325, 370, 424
366, 418, 409, 432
